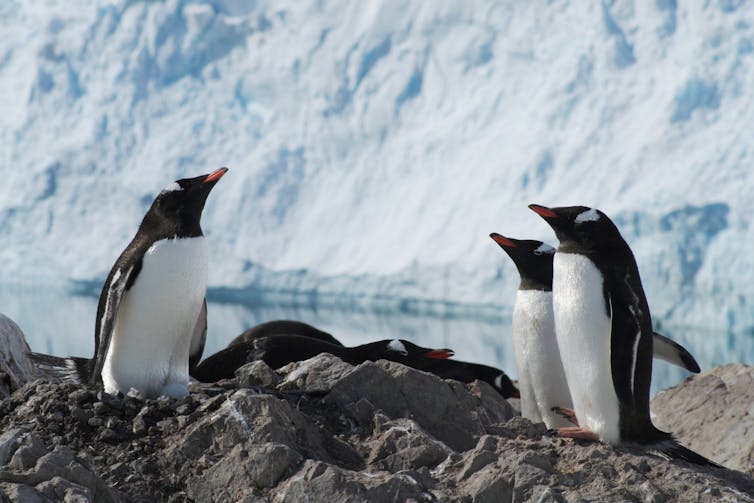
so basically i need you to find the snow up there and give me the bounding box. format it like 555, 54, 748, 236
1, 1, 754, 331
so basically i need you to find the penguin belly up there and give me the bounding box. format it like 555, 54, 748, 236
513, 290, 573, 428
552, 252, 621, 443
102, 237, 208, 398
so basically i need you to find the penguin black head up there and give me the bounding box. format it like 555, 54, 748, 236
142, 167, 228, 238
528, 204, 625, 252
382, 339, 455, 360
492, 371, 520, 399
489, 233, 555, 290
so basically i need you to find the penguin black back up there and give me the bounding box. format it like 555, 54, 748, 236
228, 320, 342, 347
191, 336, 453, 383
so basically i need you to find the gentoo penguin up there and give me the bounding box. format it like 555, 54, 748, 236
489, 233, 572, 427
413, 357, 520, 399
222, 324, 519, 398
529, 204, 718, 466
31, 168, 227, 399
228, 320, 342, 347
489, 234, 701, 427
191, 335, 454, 382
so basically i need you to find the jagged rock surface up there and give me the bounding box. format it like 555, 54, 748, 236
0, 353, 751, 502
0, 314, 36, 399
652, 363, 754, 477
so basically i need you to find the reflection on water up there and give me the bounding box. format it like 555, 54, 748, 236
1, 283, 752, 397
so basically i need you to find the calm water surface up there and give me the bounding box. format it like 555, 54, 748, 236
2, 283, 752, 398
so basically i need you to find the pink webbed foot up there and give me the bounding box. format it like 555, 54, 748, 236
552, 406, 579, 426
555, 426, 600, 441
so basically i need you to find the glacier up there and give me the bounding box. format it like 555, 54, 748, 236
1, 0, 754, 334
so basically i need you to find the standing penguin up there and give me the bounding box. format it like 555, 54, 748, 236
489, 234, 572, 428
31, 168, 227, 399
489, 233, 701, 428
528, 204, 718, 466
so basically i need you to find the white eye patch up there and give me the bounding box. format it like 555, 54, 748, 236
575, 208, 600, 224
162, 181, 183, 192
387, 339, 408, 355
534, 243, 555, 255
494, 374, 503, 389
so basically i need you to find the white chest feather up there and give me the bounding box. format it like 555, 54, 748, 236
512, 290, 573, 428
552, 252, 621, 443
102, 237, 208, 398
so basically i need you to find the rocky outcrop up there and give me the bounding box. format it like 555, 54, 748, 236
652, 363, 754, 476
0, 314, 36, 398
1, 314, 752, 501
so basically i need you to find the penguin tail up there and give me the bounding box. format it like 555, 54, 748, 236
647, 436, 723, 468
28, 352, 89, 384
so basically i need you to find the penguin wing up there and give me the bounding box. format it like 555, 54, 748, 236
652, 331, 701, 373
188, 298, 208, 372
90, 259, 141, 385
606, 275, 652, 411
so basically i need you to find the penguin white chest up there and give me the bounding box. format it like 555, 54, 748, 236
102, 237, 208, 398
513, 290, 573, 428
552, 252, 621, 443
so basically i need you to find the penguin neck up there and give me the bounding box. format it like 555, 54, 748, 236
518, 277, 552, 292
138, 212, 203, 241
346, 341, 388, 364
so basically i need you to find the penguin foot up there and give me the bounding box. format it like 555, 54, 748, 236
552, 406, 580, 426
555, 426, 599, 441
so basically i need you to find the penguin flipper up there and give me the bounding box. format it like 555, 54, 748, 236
91, 261, 139, 386
652, 331, 701, 373
28, 352, 91, 383
188, 298, 208, 373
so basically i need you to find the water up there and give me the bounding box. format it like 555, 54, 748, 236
1, 283, 752, 398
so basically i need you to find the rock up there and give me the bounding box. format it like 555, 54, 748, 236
366, 416, 453, 472
273, 460, 435, 502
0, 430, 25, 467
188, 442, 302, 500
235, 360, 281, 388
327, 360, 486, 451
8, 434, 47, 471
652, 363, 754, 475
0, 482, 48, 503
0, 314, 36, 398
35, 476, 93, 502
1, 321, 753, 503
276, 353, 354, 392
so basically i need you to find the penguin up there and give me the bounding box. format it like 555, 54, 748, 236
31, 168, 227, 399
414, 357, 520, 399
489, 233, 572, 427
228, 320, 342, 347
529, 204, 719, 466
190, 335, 454, 382
489, 234, 702, 427
219, 323, 519, 398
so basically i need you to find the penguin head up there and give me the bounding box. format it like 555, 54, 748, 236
489, 233, 554, 289
492, 371, 520, 399
143, 168, 228, 235
382, 339, 454, 360
528, 204, 623, 251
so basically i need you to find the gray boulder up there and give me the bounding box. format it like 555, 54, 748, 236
0, 314, 36, 398
652, 363, 754, 475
